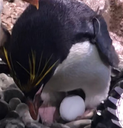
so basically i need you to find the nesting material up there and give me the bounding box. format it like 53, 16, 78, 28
6, 111, 19, 118
0, 88, 24, 103
66, 119, 92, 128
0, 118, 25, 128
9, 98, 21, 110
0, 99, 10, 120
0, 73, 14, 90
15, 103, 34, 125
59, 95, 85, 121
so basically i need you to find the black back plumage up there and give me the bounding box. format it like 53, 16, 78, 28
6, 0, 118, 98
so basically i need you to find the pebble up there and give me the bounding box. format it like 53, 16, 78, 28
0, 118, 25, 128
51, 123, 70, 128
15, 103, 51, 128
6, 83, 19, 90
6, 111, 19, 118
26, 122, 50, 128
2, 7, 11, 16
0, 73, 14, 90
0, 99, 10, 120
0, 88, 24, 103
9, 98, 21, 110
84, 125, 91, 128
5, 123, 24, 128
15, 103, 34, 125
66, 119, 92, 128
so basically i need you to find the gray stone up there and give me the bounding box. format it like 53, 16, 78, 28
16, 103, 34, 125
5, 122, 24, 128
84, 124, 91, 128
51, 123, 70, 128
0, 73, 14, 90
66, 119, 92, 128
0, 118, 25, 128
26, 122, 49, 128
0, 99, 10, 120
6, 111, 19, 118
0, 88, 24, 103
6, 83, 19, 90
9, 98, 21, 110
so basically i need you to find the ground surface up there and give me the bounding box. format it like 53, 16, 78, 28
1, 0, 28, 32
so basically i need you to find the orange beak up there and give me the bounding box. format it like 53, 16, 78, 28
26, 94, 42, 120
26, 86, 44, 120
22, 0, 39, 9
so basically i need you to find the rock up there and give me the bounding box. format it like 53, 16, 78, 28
0, 99, 10, 120
0, 88, 24, 103
15, 103, 51, 128
51, 123, 70, 128
115, 0, 123, 6
26, 122, 49, 128
66, 119, 92, 128
0, 73, 14, 90
6, 111, 19, 118
82, 0, 106, 11
9, 98, 21, 110
6, 83, 18, 90
84, 125, 91, 128
0, 118, 25, 128
5, 123, 24, 128
2, 7, 11, 16
1, 0, 28, 32
16, 103, 34, 125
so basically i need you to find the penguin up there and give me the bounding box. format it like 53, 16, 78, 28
3, 0, 119, 121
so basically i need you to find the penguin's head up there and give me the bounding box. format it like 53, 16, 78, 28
3, 49, 60, 120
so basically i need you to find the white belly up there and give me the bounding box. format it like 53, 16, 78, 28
42, 41, 111, 108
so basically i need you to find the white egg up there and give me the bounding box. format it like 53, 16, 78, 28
59, 95, 85, 121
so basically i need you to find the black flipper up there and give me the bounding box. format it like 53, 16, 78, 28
91, 15, 119, 67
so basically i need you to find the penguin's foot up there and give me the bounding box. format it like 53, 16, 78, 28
38, 105, 59, 126
38, 105, 95, 126
76, 109, 95, 120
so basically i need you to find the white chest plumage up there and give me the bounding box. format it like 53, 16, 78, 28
42, 41, 111, 108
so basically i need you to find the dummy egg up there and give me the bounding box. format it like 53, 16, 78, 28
59, 95, 85, 121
